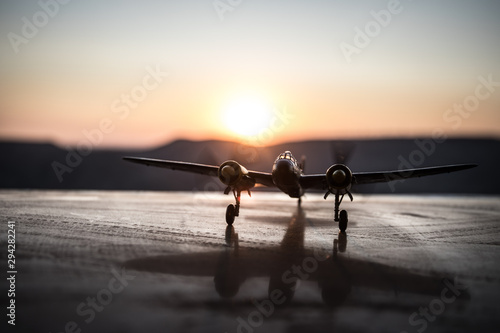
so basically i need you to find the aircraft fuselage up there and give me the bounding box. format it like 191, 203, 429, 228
272, 151, 304, 198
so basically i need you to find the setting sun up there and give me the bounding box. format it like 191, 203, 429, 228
221, 94, 274, 138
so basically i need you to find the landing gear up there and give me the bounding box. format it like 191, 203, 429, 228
339, 210, 348, 233
225, 204, 235, 225
225, 189, 241, 225
325, 189, 352, 232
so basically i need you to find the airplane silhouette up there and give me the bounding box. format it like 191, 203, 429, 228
123, 150, 476, 232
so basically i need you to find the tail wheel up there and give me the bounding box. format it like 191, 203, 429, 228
339, 210, 348, 232
226, 204, 235, 225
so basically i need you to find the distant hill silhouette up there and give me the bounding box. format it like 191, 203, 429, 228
0, 138, 497, 193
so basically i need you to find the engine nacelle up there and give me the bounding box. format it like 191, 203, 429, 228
218, 160, 251, 187
326, 164, 352, 193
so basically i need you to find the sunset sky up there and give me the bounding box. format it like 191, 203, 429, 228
1, 0, 499, 148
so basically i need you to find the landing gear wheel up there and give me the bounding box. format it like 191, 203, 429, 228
339, 210, 348, 233
226, 204, 235, 225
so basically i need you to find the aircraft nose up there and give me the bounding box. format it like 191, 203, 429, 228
272, 158, 297, 188
275, 159, 294, 172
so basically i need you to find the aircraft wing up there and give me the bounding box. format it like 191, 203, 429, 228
123, 157, 219, 176
300, 164, 477, 190
247, 171, 275, 187
352, 164, 477, 185
299, 174, 327, 190
123, 157, 275, 187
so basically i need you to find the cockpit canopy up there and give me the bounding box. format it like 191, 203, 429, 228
277, 151, 297, 164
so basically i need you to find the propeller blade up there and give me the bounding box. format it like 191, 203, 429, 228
331, 141, 356, 165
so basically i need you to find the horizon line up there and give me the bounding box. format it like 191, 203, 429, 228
0, 134, 499, 151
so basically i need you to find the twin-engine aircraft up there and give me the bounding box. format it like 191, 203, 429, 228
123, 151, 476, 232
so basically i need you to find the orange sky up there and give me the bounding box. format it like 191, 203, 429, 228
1, 1, 499, 148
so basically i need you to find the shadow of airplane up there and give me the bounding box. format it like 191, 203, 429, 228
124, 208, 468, 308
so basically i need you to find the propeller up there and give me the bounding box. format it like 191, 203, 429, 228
218, 161, 243, 186
323, 164, 354, 202
331, 169, 347, 184
326, 141, 357, 203
220, 165, 237, 181
331, 141, 355, 165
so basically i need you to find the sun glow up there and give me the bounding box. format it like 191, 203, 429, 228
221, 94, 274, 137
